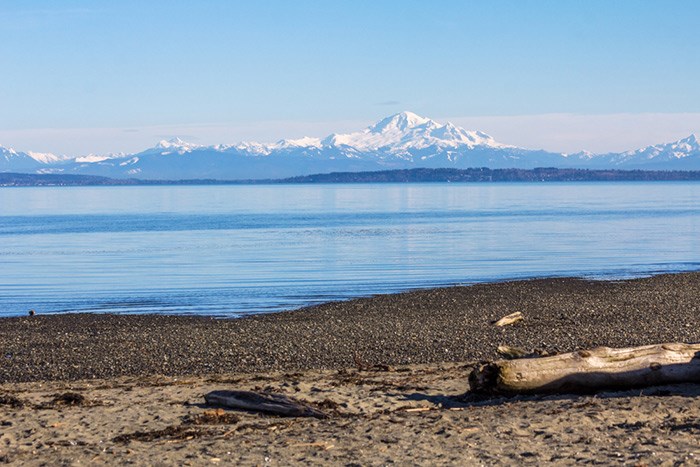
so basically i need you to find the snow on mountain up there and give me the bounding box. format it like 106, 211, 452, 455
239, 143, 270, 155
0, 145, 20, 161
74, 152, 127, 163
202, 111, 508, 157
49, 114, 559, 179
147, 137, 202, 155
26, 151, 66, 164
564, 150, 596, 160
2, 146, 48, 162
320, 111, 508, 152
1, 145, 44, 171
563, 133, 700, 169
274, 136, 323, 149
2, 113, 700, 178
617, 134, 700, 163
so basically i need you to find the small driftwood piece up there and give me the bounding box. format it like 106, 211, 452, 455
497, 345, 530, 359
204, 390, 327, 419
493, 311, 523, 327
470, 342, 700, 394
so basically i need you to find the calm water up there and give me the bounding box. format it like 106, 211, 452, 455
1, 182, 699, 318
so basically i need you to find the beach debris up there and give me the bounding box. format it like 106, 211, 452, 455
469, 342, 700, 394
0, 394, 25, 408
51, 392, 86, 406
493, 311, 524, 327
353, 352, 393, 371
497, 345, 530, 359
183, 408, 240, 425
114, 425, 213, 443
204, 390, 327, 418
403, 407, 434, 413
288, 441, 335, 450
33, 392, 92, 410
353, 352, 371, 370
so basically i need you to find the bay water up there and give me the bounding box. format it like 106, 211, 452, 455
1, 182, 699, 318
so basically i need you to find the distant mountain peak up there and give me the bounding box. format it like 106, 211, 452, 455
682, 133, 698, 145
319, 111, 508, 152
648, 133, 698, 151
26, 151, 65, 163
368, 111, 434, 133
150, 137, 203, 155
0, 144, 18, 155
274, 136, 323, 149
155, 137, 198, 149
615, 133, 700, 164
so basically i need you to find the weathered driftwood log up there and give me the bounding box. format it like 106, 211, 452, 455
204, 390, 327, 418
469, 343, 700, 394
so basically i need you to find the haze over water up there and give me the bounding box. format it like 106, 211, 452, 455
1, 182, 699, 318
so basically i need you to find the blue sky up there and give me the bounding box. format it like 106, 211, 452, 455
2, 0, 700, 155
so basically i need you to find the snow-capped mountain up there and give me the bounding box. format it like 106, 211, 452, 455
59, 112, 544, 179
148, 137, 203, 154
2, 112, 699, 179
606, 134, 700, 168
554, 133, 700, 169
0, 145, 65, 172
197, 111, 509, 157
320, 111, 509, 153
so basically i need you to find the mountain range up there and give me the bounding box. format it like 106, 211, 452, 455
2, 111, 700, 179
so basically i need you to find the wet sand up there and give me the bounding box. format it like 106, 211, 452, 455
1, 273, 700, 465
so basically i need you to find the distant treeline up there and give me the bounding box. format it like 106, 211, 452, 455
3, 167, 700, 187
0, 173, 225, 187
281, 167, 700, 183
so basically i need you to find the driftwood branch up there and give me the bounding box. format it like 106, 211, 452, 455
469, 343, 700, 394
493, 312, 524, 327
204, 390, 327, 418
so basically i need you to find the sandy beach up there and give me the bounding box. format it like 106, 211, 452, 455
1, 273, 700, 465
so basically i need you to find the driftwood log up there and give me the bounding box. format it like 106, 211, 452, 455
469, 343, 700, 394
204, 390, 327, 418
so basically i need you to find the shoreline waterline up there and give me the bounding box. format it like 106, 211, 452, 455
4, 266, 700, 320
1, 271, 699, 384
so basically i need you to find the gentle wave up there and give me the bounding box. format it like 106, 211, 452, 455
2, 207, 699, 236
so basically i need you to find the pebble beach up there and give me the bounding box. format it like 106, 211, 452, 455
2, 272, 700, 383
1, 272, 700, 465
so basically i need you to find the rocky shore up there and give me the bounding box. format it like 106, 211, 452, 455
1, 272, 699, 383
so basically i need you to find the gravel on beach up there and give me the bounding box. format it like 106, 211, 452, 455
1, 272, 699, 383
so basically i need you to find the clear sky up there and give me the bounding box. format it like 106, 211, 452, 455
2, 0, 700, 155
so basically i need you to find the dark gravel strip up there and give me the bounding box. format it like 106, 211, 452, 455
1, 272, 699, 383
